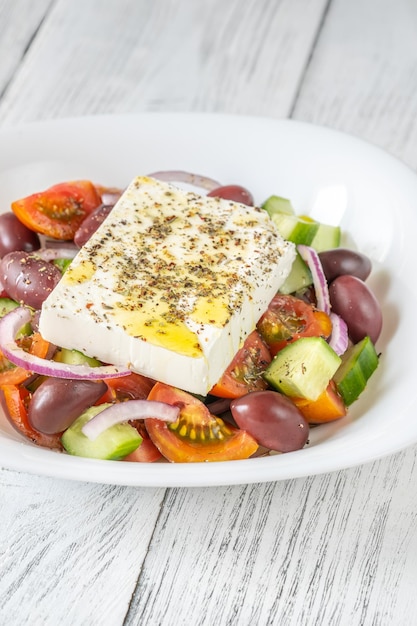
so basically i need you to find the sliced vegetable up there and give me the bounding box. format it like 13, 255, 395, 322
270, 213, 319, 245
209, 330, 271, 398
292, 381, 347, 424
278, 252, 313, 295
81, 399, 180, 441
297, 244, 331, 314
256, 294, 332, 356
262, 195, 295, 216
263, 336, 342, 401
61, 404, 142, 460
328, 312, 349, 356
147, 170, 222, 191
11, 180, 102, 240
145, 383, 258, 462
333, 336, 379, 406
0, 307, 131, 380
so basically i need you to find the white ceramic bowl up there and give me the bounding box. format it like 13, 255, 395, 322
0, 113, 414, 486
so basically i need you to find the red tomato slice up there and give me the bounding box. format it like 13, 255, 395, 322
98, 372, 155, 404
145, 382, 258, 462
11, 180, 102, 240
256, 294, 332, 356
209, 330, 272, 399
0, 384, 62, 449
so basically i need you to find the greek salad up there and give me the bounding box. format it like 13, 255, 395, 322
0, 173, 382, 463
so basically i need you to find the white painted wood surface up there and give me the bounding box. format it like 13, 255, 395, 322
1, 0, 417, 624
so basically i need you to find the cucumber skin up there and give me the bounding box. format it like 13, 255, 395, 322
61, 404, 142, 460
263, 336, 342, 401
333, 336, 379, 406
262, 195, 295, 216
54, 347, 102, 368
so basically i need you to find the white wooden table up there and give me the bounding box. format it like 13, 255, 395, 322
1, 1, 417, 624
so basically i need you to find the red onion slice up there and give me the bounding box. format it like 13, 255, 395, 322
81, 400, 180, 441
148, 170, 222, 191
297, 244, 331, 314
329, 312, 349, 356
0, 307, 131, 380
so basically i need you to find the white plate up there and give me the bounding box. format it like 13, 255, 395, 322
0, 113, 415, 487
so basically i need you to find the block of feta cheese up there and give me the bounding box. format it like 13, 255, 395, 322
39, 176, 296, 395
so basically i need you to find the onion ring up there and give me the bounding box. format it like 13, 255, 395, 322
148, 170, 222, 191
81, 400, 180, 441
0, 307, 131, 380
297, 244, 331, 315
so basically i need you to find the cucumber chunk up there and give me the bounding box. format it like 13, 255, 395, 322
61, 404, 142, 460
262, 195, 295, 216
310, 222, 341, 252
0, 297, 19, 318
278, 252, 313, 294
270, 213, 319, 245
333, 336, 379, 406
54, 347, 102, 368
263, 336, 342, 401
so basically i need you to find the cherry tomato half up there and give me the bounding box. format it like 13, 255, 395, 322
210, 331, 272, 399
256, 294, 332, 356
145, 382, 258, 462
11, 180, 102, 240
98, 372, 155, 404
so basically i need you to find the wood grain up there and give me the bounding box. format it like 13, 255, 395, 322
0, 0, 328, 125
0, 0, 417, 625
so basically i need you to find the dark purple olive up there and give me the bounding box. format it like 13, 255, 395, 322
319, 248, 372, 283
0, 213, 40, 257
207, 185, 254, 206
74, 204, 113, 247
28, 378, 107, 434
0, 251, 62, 309
230, 390, 309, 452
329, 274, 382, 344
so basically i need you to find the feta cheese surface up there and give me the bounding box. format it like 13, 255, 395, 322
39, 176, 295, 394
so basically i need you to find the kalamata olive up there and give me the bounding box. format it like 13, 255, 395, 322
319, 248, 372, 283
230, 390, 309, 452
0, 213, 40, 257
329, 274, 382, 344
0, 251, 62, 309
207, 185, 254, 206
74, 204, 113, 247
28, 378, 107, 434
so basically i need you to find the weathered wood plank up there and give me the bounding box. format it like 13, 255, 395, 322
0, 0, 53, 96
293, 0, 417, 170
0, 0, 329, 124
125, 450, 417, 625
0, 469, 166, 625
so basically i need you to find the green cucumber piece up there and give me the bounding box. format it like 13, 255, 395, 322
333, 336, 379, 406
0, 297, 19, 318
263, 336, 342, 401
262, 195, 295, 216
54, 347, 102, 368
310, 222, 341, 252
278, 252, 313, 294
270, 213, 320, 245
61, 404, 142, 460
